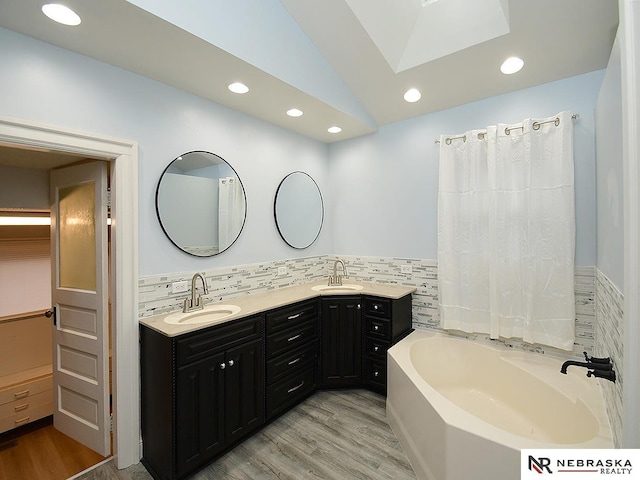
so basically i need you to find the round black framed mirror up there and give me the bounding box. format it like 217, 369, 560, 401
274, 171, 323, 249
155, 151, 247, 256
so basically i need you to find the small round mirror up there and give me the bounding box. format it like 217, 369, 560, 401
274, 171, 323, 249
156, 151, 247, 256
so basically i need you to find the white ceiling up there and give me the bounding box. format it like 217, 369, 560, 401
0, 0, 619, 143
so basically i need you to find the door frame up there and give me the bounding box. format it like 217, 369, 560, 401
0, 116, 140, 468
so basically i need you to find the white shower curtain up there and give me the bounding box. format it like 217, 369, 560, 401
438, 111, 576, 351
218, 177, 245, 251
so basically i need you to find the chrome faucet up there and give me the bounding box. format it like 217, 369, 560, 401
328, 259, 347, 286
183, 272, 209, 313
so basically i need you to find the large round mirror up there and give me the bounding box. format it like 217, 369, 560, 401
156, 151, 247, 256
274, 171, 323, 249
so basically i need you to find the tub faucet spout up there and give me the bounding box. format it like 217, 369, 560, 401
560, 357, 616, 383
560, 360, 609, 374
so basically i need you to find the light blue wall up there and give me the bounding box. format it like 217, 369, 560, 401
328, 70, 604, 266
595, 37, 625, 292
0, 26, 604, 275
0, 27, 333, 276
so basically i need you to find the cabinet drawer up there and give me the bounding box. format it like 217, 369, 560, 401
364, 297, 391, 318
0, 400, 53, 434
266, 366, 316, 421
266, 343, 316, 385
0, 375, 52, 406
365, 317, 390, 340
364, 337, 389, 361
0, 390, 52, 420
266, 300, 318, 334
364, 359, 387, 393
266, 320, 316, 359
176, 315, 263, 365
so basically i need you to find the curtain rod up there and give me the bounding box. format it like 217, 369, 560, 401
434, 113, 579, 144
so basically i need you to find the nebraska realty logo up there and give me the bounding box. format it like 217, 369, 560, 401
521, 449, 639, 479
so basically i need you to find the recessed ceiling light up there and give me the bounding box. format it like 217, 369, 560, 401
42, 4, 81, 26
404, 88, 421, 103
287, 108, 303, 117
228, 82, 249, 94
327, 126, 342, 134
500, 56, 524, 75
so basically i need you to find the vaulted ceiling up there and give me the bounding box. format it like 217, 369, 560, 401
0, 0, 619, 143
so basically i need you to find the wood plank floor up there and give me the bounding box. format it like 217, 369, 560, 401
77, 389, 416, 480
0, 417, 107, 480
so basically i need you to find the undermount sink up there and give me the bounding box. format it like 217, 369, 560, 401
164, 304, 241, 325
311, 284, 364, 292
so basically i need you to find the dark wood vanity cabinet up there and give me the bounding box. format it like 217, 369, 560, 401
141, 315, 265, 480
320, 296, 362, 388
362, 295, 412, 394
140, 290, 413, 480
265, 299, 318, 420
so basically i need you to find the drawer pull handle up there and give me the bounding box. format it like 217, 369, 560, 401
373, 346, 379, 352
14, 390, 29, 399
288, 357, 301, 366
288, 381, 305, 394
14, 403, 29, 412
15, 416, 30, 425
287, 313, 301, 320
287, 334, 302, 342
220, 362, 226, 370
228, 360, 235, 367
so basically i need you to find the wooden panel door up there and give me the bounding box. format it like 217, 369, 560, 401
50, 162, 110, 456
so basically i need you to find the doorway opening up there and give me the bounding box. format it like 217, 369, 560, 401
0, 151, 113, 478
0, 116, 140, 471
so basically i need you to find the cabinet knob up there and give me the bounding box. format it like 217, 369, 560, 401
357, 304, 361, 309
373, 305, 379, 310
374, 371, 379, 377
373, 346, 379, 352
373, 325, 379, 331
228, 360, 235, 367
220, 362, 226, 370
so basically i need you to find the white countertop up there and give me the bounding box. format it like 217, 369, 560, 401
140, 280, 416, 337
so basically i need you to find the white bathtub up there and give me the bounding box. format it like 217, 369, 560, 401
387, 330, 613, 480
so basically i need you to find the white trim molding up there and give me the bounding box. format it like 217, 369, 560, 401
619, 0, 640, 449
0, 116, 140, 467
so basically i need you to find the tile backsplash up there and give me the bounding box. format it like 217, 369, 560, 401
595, 269, 624, 448
140, 254, 595, 362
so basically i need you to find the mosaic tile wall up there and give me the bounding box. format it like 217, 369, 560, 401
139, 255, 595, 361
139, 256, 328, 318
595, 269, 624, 448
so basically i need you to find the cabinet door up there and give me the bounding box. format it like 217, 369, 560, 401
320, 297, 362, 388
176, 352, 226, 478
224, 339, 265, 446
